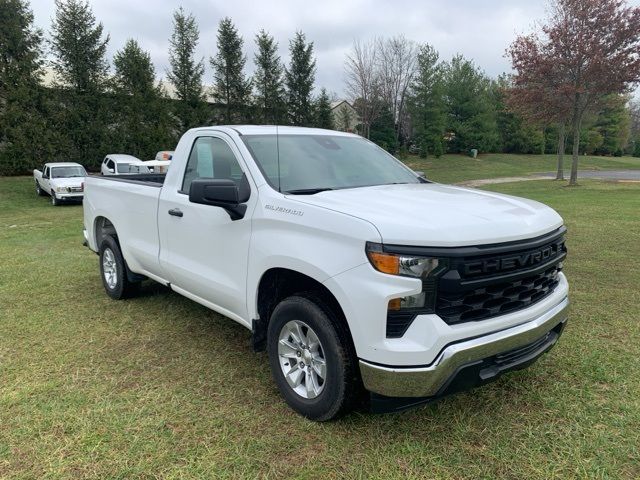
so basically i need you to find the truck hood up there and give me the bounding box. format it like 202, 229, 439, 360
51, 177, 84, 189
289, 183, 563, 246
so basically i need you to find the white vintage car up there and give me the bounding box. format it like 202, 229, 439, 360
33, 162, 86, 205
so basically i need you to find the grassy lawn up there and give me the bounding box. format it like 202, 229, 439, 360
1, 160, 639, 478
406, 152, 640, 184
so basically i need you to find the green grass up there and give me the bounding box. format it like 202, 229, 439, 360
405, 152, 640, 184
1, 161, 639, 478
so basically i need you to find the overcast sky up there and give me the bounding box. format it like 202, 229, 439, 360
29, 0, 640, 97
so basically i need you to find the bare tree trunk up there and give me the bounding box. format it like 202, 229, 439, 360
569, 111, 581, 186
556, 122, 565, 180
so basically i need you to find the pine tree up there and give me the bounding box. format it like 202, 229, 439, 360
50, 0, 109, 93
113, 39, 175, 159
253, 29, 285, 124
0, 0, 51, 175
407, 44, 446, 158
167, 7, 207, 130
211, 17, 251, 124
492, 76, 544, 154
114, 39, 156, 96
592, 94, 631, 155
285, 31, 316, 126
49, 0, 112, 167
314, 88, 334, 129
444, 55, 499, 153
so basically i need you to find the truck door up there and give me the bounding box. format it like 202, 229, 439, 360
157, 134, 256, 324
42, 166, 51, 192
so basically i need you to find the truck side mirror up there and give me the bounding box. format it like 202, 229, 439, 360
108, 168, 115, 174
189, 178, 247, 220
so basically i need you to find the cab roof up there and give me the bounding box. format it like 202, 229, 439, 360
45, 162, 84, 168
105, 154, 143, 163
190, 125, 360, 137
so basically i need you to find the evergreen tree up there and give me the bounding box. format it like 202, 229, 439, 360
49, 0, 112, 168
114, 39, 156, 96
443, 55, 499, 153
492, 76, 544, 154
592, 94, 630, 155
285, 31, 316, 126
50, 0, 109, 93
407, 44, 446, 158
0, 0, 52, 175
167, 7, 207, 130
337, 104, 354, 131
253, 29, 286, 124
369, 103, 398, 153
113, 39, 175, 159
211, 17, 251, 124
314, 88, 334, 129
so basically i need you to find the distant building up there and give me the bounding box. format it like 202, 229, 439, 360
330, 100, 360, 132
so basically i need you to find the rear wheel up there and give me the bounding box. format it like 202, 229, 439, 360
35, 182, 46, 196
267, 295, 359, 421
99, 236, 140, 299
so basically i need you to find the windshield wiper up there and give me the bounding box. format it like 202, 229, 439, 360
285, 188, 334, 195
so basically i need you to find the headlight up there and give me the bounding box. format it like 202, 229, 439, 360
365, 242, 441, 278
55, 186, 66, 193
366, 242, 448, 329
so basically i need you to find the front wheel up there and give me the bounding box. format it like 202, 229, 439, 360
50, 191, 60, 205
99, 236, 140, 299
267, 295, 360, 421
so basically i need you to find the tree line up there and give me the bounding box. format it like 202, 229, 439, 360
0, 0, 335, 175
2, 0, 640, 178
347, 24, 640, 174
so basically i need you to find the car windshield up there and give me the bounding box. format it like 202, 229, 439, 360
241, 135, 421, 193
51, 166, 86, 178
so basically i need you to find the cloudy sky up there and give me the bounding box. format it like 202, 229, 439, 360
28, 0, 639, 97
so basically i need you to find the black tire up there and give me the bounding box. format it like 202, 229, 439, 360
50, 191, 59, 205
267, 295, 360, 421
36, 182, 46, 196
98, 236, 140, 300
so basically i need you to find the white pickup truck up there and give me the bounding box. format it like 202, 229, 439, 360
34, 162, 86, 205
83, 126, 569, 420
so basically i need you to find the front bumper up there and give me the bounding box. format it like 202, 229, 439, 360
56, 192, 84, 200
360, 296, 569, 400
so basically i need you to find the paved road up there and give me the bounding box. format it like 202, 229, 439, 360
536, 170, 640, 180
458, 169, 640, 187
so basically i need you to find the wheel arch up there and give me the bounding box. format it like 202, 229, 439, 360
94, 216, 118, 248
252, 268, 355, 355
93, 216, 146, 283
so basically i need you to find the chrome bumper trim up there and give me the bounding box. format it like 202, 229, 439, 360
359, 297, 569, 397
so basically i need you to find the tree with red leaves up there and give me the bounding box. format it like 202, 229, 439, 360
508, 0, 640, 185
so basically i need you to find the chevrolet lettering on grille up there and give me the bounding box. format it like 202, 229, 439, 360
463, 243, 562, 276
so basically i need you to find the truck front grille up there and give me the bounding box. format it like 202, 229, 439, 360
435, 228, 566, 325
436, 264, 561, 324
382, 227, 567, 337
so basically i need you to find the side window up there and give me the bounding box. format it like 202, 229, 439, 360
43, 166, 49, 178
182, 137, 244, 193
107, 159, 115, 170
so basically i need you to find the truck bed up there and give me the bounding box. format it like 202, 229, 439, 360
88, 173, 166, 187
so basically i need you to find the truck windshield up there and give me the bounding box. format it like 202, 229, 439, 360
241, 135, 421, 193
51, 166, 86, 178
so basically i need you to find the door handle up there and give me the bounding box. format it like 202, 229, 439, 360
168, 208, 183, 217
